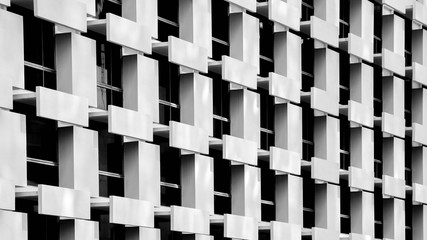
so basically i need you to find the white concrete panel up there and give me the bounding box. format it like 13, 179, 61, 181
314, 116, 340, 164
34, 0, 86, 32
413, 123, 427, 146
0, 9, 24, 95
224, 214, 258, 240
412, 29, 427, 65
313, 0, 339, 27
269, 0, 300, 31
383, 137, 405, 179
350, 191, 375, 238
124, 141, 160, 206
348, 101, 373, 127
60, 219, 99, 240
108, 105, 153, 141
106, 13, 151, 54
181, 154, 214, 214
122, 54, 159, 123
383, 0, 406, 14
0, 179, 15, 211
413, 183, 427, 204
269, 72, 300, 103
180, 73, 213, 136
311, 87, 339, 116
229, 12, 259, 72
349, 167, 374, 192
223, 135, 257, 165
122, 0, 158, 38
315, 183, 340, 231
58, 126, 99, 197
271, 221, 301, 240
382, 175, 405, 199
413, 205, 427, 240
311, 157, 339, 184
110, 196, 154, 227
126, 227, 160, 240
168, 36, 208, 73
382, 76, 404, 118
413, 62, 427, 87
222, 56, 257, 89
38, 184, 90, 219
275, 174, 303, 225
413, 1, 427, 26
349, 0, 374, 42
231, 165, 261, 220
0, 0, 9, 6
348, 233, 372, 240
350, 127, 374, 172
383, 198, 405, 240
36, 87, 88, 127
76, 0, 95, 17
412, 147, 427, 185
270, 147, 301, 175
56, 33, 97, 107
230, 89, 260, 146
0, 210, 27, 240
274, 31, 301, 88
170, 206, 209, 234
0, 110, 26, 186
169, 121, 209, 154
381, 112, 405, 138
275, 103, 302, 154
348, 33, 373, 62
382, 48, 405, 76
312, 227, 340, 240
224, 0, 256, 12
310, 16, 339, 47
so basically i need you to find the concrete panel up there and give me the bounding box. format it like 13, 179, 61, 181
270, 146, 301, 175
349, 167, 374, 192
381, 112, 405, 138
38, 184, 90, 219
224, 0, 256, 12
275, 174, 303, 225
350, 127, 374, 172
271, 221, 301, 240
109, 196, 154, 227
311, 157, 339, 184
0, 179, 15, 210
311, 87, 339, 116
168, 36, 208, 73
413, 205, 427, 240
382, 175, 405, 199
122, 0, 158, 38
170, 206, 209, 234
34, 0, 86, 32
0, 110, 27, 186
169, 121, 209, 154
383, 198, 405, 240
413, 183, 427, 204
348, 101, 373, 128
231, 165, 261, 220
224, 214, 258, 240
268, 0, 300, 31
382, 48, 405, 76
222, 56, 257, 89
275, 103, 302, 154
269, 72, 300, 103
312, 227, 340, 240
108, 105, 153, 141
413, 62, 427, 87
350, 191, 375, 238
223, 134, 257, 165
348, 33, 373, 62
126, 227, 160, 240
0, 210, 27, 240
274, 31, 301, 88
60, 219, 99, 240
36, 87, 88, 127
314, 116, 340, 164
315, 183, 340, 231
106, 13, 151, 54
311, 16, 339, 47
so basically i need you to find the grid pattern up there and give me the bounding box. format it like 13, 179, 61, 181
0, 0, 426, 239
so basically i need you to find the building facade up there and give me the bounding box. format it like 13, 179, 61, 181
0, 0, 426, 239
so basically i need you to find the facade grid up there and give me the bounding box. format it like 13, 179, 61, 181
0, 0, 426, 239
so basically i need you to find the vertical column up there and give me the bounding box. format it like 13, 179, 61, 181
350, 191, 375, 239
313, 183, 341, 240
122, 0, 158, 39
348, 0, 374, 62
382, 76, 405, 138
383, 198, 405, 240
275, 174, 303, 225
381, 14, 405, 76
412, 29, 427, 87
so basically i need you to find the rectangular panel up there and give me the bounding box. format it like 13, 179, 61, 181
224, 214, 258, 240
170, 206, 209, 234
108, 105, 153, 141
269, 0, 300, 31
311, 16, 339, 47
107, 13, 151, 54
348, 100, 373, 128
275, 175, 303, 225
222, 56, 257, 89
0, 9, 24, 94
122, 54, 159, 122
383, 0, 406, 14
122, 0, 158, 38
76, 0, 96, 17
110, 196, 154, 227
0, 110, 26, 186
60, 219, 99, 240
38, 184, 90, 219
126, 227, 161, 240
231, 165, 261, 220
0, 179, 15, 211
274, 31, 301, 87
169, 121, 208, 154
270, 147, 301, 175
223, 135, 257, 165
311, 87, 339, 116
56, 33, 97, 107
311, 157, 339, 184
314, 116, 340, 164
413, 123, 427, 146
350, 191, 375, 237
382, 48, 405, 76
413, 62, 427, 87
315, 184, 340, 231
382, 175, 405, 199
224, 0, 256, 13
168, 36, 208, 73
0, 210, 27, 240
269, 72, 300, 103
181, 154, 214, 214
413, 183, 427, 204
124, 141, 160, 206
312, 227, 340, 240
348, 33, 373, 62
59, 126, 99, 197
271, 222, 301, 240
34, 0, 86, 32
383, 198, 405, 240
349, 167, 374, 192
274, 103, 302, 154
36, 87, 88, 127
381, 112, 405, 138
350, 127, 374, 171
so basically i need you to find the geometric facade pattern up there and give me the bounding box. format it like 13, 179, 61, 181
0, 0, 426, 239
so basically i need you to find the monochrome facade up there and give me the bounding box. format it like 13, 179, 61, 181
0, 0, 426, 239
